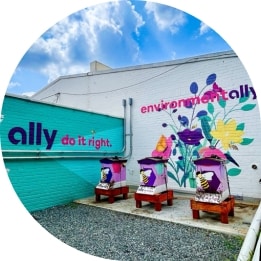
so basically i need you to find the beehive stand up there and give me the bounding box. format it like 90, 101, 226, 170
190, 196, 235, 224
134, 189, 174, 211
95, 186, 129, 204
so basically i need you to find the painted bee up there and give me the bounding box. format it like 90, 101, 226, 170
196, 171, 209, 190
140, 169, 149, 184
101, 167, 112, 183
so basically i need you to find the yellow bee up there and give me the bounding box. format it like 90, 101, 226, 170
140, 169, 149, 184
196, 171, 209, 190
101, 167, 112, 183
101, 169, 107, 181
229, 144, 239, 150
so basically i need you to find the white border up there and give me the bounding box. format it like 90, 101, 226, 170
0, 1, 260, 260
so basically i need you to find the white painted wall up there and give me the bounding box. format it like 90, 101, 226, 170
32, 51, 261, 199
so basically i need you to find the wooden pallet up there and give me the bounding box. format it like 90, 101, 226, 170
190, 196, 235, 224
134, 189, 174, 211
95, 186, 129, 204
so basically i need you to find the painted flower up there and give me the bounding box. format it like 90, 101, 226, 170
178, 115, 189, 127
202, 83, 224, 101
198, 146, 226, 160
151, 134, 173, 159
210, 119, 244, 150
177, 128, 204, 146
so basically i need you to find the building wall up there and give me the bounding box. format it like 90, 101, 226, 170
1, 95, 124, 211
32, 51, 261, 200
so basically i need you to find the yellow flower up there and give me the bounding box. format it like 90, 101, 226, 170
210, 119, 244, 150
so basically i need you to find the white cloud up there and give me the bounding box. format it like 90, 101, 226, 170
171, 51, 177, 60
79, 2, 123, 54
129, 1, 145, 35
23, 1, 145, 84
144, 2, 186, 34
22, 92, 35, 97
199, 22, 210, 35
7, 81, 20, 89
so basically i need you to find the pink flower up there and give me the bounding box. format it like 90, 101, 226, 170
198, 146, 226, 160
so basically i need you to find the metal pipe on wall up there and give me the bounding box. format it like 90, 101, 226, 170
122, 97, 133, 160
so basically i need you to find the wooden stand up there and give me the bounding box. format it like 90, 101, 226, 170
134, 190, 174, 211
95, 186, 129, 204
190, 196, 235, 224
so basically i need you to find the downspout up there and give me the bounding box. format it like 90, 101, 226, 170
2, 99, 129, 159
122, 97, 133, 160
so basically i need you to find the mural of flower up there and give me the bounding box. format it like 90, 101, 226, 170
151, 134, 173, 159
177, 128, 203, 146
198, 146, 226, 160
210, 119, 244, 150
202, 82, 224, 101
155, 73, 255, 188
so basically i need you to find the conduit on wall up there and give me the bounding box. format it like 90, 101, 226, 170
2, 98, 133, 160
122, 97, 133, 160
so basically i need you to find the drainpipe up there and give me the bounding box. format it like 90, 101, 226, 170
237, 201, 261, 261
122, 97, 133, 160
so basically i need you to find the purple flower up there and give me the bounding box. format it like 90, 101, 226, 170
178, 115, 189, 127
177, 128, 204, 145
202, 83, 224, 100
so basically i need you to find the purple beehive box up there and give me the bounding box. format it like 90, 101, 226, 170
136, 157, 169, 195
96, 157, 127, 190
193, 157, 230, 203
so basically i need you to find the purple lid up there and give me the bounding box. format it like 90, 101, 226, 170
100, 157, 127, 164
193, 157, 225, 166
137, 157, 168, 164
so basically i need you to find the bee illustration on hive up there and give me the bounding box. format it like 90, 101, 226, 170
196, 170, 220, 193
140, 168, 156, 187
101, 167, 113, 183
196, 171, 210, 190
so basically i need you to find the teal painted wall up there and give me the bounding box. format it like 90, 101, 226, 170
1, 95, 124, 152
1, 95, 124, 212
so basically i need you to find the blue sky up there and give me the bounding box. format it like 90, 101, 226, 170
6, 0, 231, 97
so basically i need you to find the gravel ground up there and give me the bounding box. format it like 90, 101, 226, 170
31, 203, 243, 261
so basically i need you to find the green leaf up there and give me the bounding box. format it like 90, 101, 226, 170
218, 97, 226, 108
167, 161, 176, 171
207, 103, 214, 114
185, 162, 194, 174
201, 117, 213, 142
224, 153, 239, 167
177, 144, 185, 157
239, 96, 249, 103
236, 123, 245, 131
176, 160, 185, 171
204, 115, 212, 121
167, 171, 180, 185
240, 138, 254, 145
240, 104, 256, 111
227, 168, 241, 176
181, 172, 189, 187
